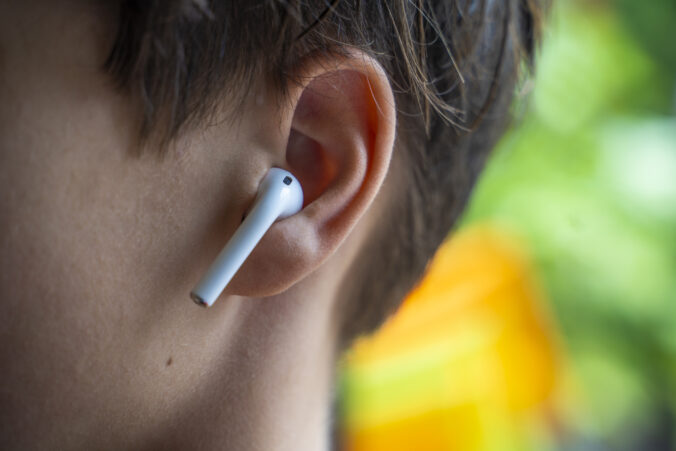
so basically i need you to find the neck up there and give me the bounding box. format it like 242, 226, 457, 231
150, 278, 341, 450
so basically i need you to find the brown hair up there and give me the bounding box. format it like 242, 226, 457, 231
105, 0, 545, 347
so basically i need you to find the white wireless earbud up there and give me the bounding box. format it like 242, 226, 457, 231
190, 168, 304, 307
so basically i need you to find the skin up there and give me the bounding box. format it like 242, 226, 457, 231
0, 1, 397, 450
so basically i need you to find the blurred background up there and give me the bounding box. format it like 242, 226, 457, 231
338, 0, 676, 450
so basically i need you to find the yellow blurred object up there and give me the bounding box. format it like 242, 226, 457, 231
341, 225, 559, 451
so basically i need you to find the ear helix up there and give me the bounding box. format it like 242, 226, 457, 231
190, 168, 304, 307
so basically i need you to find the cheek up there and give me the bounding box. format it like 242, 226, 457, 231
0, 101, 226, 441
0, 4, 271, 444
0, 25, 207, 434
0, 0, 146, 365
0, 91, 150, 408
0, 126, 133, 443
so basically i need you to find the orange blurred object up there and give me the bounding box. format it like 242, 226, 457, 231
341, 225, 559, 451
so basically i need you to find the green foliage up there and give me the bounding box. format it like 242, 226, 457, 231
462, 0, 676, 447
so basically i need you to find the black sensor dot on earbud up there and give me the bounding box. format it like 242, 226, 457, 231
283, 176, 292, 185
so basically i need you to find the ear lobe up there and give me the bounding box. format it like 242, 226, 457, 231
226, 53, 396, 298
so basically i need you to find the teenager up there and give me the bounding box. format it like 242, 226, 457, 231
0, 1, 543, 449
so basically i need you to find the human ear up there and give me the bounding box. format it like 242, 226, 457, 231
214, 51, 396, 298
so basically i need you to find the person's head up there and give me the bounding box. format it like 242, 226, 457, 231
0, 0, 543, 448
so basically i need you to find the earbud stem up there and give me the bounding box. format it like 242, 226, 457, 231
191, 190, 281, 307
